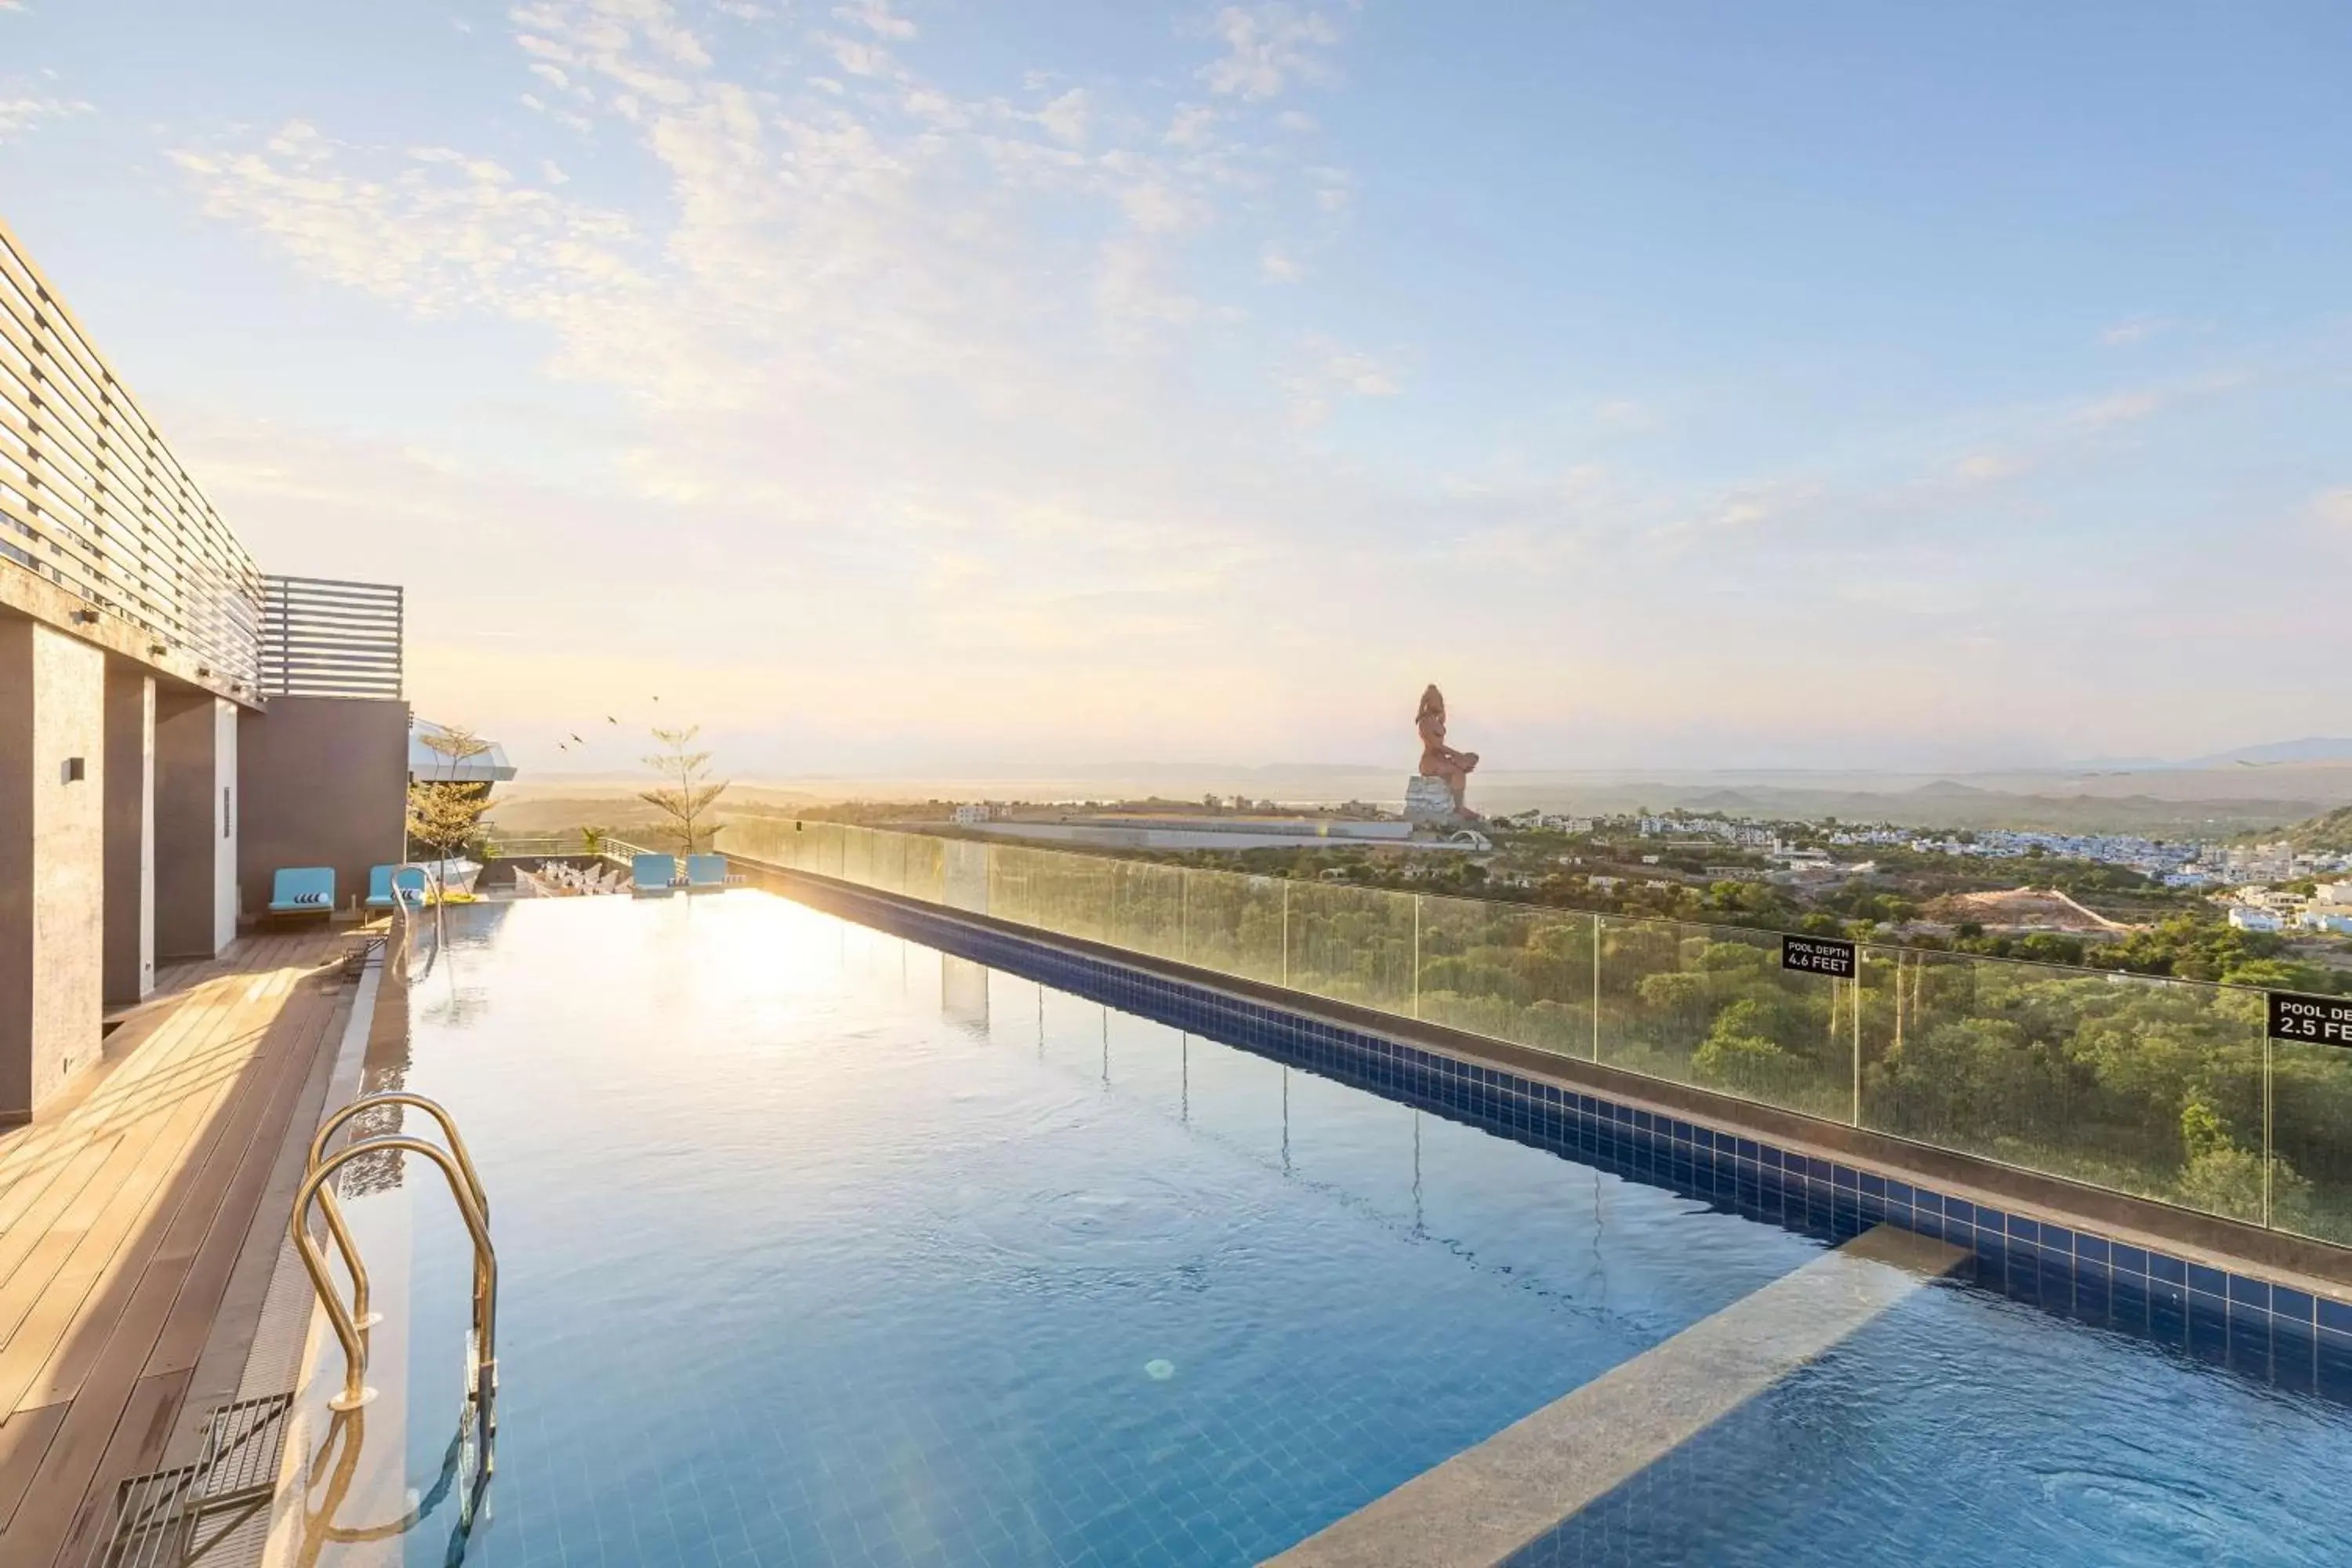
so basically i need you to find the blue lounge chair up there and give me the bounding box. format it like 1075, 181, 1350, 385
684, 854, 727, 893
269, 866, 336, 918
632, 852, 677, 896
365, 864, 430, 910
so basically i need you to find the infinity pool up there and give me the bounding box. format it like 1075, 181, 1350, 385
337, 891, 2352, 1566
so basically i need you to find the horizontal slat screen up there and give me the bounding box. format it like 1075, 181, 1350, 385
0, 217, 265, 688
260, 574, 404, 699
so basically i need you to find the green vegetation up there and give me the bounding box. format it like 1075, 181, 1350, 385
405, 723, 495, 863
2286, 804, 2352, 854
641, 725, 730, 854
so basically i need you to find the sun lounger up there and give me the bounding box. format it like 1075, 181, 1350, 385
685, 854, 726, 893
632, 852, 677, 896
269, 866, 336, 919
365, 864, 429, 910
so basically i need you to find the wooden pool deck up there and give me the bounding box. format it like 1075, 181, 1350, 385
0, 927, 372, 1567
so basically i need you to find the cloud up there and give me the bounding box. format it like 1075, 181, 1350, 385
1950, 451, 2025, 485
2310, 488, 2352, 535
2070, 390, 2163, 429
1200, 4, 1343, 101
169, 122, 643, 320
1033, 87, 1091, 145
835, 0, 916, 39
0, 88, 92, 143
1260, 245, 1301, 281
1280, 344, 1401, 425
1654, 477, 1828, 543
2099, 315, 2172, 347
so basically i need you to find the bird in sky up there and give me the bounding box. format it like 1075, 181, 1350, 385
607, 716, 618, 724
571, 732, 584, 743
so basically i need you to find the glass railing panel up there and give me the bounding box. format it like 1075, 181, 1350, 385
1285, 880, 1417, 1016
987, 844, 1038, 929
1105, 858, 1185, 963
1858, 950, 2265, 1225
902, 831, 946, 905
1415, 896, 1599, 1061
1014, 843, 1112, 946
1596, 916, 1856, 1123
2259, 1033, 2352, 1244
1176, 868, 1287, 985
719, 822, 2341, 1242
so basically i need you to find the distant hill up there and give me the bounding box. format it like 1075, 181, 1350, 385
2185, 738, 2352, 768
2286, 805, 2352, 853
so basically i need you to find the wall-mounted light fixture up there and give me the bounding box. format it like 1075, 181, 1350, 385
148, 642, 168, 657
196, 665, 211, 678
69, 608, 98, 626
63, 757, 85, 783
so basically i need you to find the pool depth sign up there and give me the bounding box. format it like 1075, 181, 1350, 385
2267, 991, 2352, 1048
1781, 935, 1857, 979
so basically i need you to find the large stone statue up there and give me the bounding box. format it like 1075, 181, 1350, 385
1408, 684, 1479, 823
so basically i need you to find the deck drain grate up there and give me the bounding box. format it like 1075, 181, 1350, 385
85, 1393, 294, 1568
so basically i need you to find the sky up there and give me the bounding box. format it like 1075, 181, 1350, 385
3, 0, 2349, 779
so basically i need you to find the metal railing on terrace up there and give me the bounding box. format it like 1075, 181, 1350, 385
260, 574, 403, 699
720, 817, 2352, 1250
0, 220, 266, 689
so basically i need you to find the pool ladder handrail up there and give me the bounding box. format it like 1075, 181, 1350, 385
292, 1093, 498, 1430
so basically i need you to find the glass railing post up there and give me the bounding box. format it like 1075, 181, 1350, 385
1179, 867, 1189, 966
1411, 895, 1422, 1019
2264, 1033, 2276, 1229
1851, 955, 1864, 1127
1280, 879, 1290, 989
1591, 913, 1602, 1062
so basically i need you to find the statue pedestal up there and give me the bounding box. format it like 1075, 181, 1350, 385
1404, 775, 1459, 826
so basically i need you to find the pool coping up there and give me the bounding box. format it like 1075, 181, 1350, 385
736, 859, 2352, 1370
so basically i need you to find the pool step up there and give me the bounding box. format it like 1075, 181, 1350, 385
1268, 1225, 1969, 1566
83, 1392, 293, 1568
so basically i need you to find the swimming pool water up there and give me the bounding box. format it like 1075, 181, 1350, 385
342, 893, 2352, 1566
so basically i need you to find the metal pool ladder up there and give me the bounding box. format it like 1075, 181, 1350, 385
292, 1092, 499, 1443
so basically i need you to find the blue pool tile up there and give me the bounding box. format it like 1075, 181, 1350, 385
1943, 1196, 1973, 1226
2319, 1330, 2352, 1402
2318, 1296, 2352, 1336
1860, 1171, 1886, 1200
2278, 1331, 2320, 1396
2149, 1252, 2187, 1287
2273, 1285, 2316, 1327
2187, 1261, 2230, 1300
2039, 1225, 2074, 1256
2111, 1243, 2149, 1277
2228, 1274, 2272, 1313
2005, 1214, 2038, 1245
2074, 1233, 2109, 1267
2227, 1316, 2273, 1378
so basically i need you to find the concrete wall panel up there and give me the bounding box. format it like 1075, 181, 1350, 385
103, 667, 156, 1004
0, 618, 107, 1119
157, 691, 238, 959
